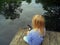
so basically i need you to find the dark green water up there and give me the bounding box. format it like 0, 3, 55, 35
0, 0, 60, 45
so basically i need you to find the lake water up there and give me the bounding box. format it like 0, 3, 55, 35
0, 0, 59, 45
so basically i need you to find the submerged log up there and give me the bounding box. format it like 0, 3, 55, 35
9, 28, 60, 45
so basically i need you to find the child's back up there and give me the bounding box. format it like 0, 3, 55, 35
28, 29, 44, 45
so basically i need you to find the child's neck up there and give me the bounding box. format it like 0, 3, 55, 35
33, 28, 40, 31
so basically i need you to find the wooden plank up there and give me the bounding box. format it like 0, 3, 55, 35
56, 32, 60, 45
49, 31, 57, 45
42, 31, 50, 45
18, 29, 28, 45
10, 29, 28, 45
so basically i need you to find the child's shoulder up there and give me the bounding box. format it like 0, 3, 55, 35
29, 29, 36, 34
30, 29, 34, 33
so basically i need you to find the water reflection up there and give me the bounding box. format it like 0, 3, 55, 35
1, 1, 23, 20
27, 0, 60, 31
44, 6, 60, 30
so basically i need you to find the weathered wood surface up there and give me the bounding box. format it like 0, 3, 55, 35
9, 29, 60, 45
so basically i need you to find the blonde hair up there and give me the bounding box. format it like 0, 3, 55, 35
32, 14, 45, 35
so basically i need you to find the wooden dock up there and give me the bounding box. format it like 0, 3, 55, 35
9, 28, 60, 45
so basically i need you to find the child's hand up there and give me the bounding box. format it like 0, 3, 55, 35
27, 31, 30, 35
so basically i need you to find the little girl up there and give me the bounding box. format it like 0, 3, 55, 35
23, 15, 46, 45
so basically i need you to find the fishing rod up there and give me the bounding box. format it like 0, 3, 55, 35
27, 24, 32, 31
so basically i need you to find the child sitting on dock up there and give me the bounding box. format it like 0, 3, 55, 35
23, 15, 46, 45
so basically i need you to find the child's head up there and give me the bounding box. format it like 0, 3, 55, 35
32, 14, 45, 35
32, 14, 45, 30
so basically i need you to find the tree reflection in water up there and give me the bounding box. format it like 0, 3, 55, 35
0, 0, 32, 20
1, 1, 23, 20
26, 0, 31, 4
